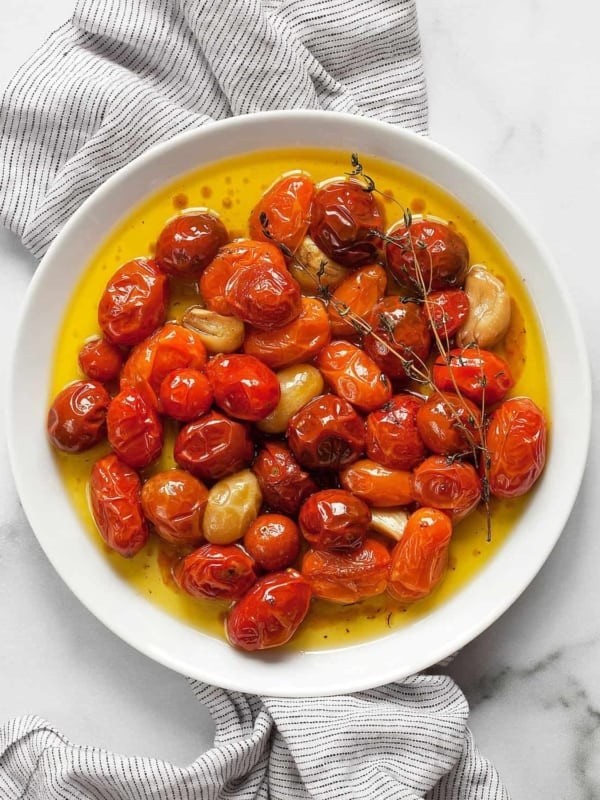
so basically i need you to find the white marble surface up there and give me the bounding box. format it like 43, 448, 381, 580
0, 1, 598, 795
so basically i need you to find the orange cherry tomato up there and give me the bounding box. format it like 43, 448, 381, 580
225, 261, 302, 331
364, 296, 431, 381
107, 387, 163, 469
328, 264, 388, 337
47, 379, 110, 453
309, 178, 384, 267
98, 258, 168, 346
249, 172, 315, 255
365, 394, 427, 471
416, 391, 482, 456
140, 469, 208, 547
299, 489, 371, 552
174, 410, 254, 481
251, 442, 318, 516
226, 569, 312, 651
243, 514, 301, 572
78, 337, 124, 383
158, 368, 213, 421
287, 394, 366, 470
316, 340, 392, 413
432, 347, 514, 407
388, 507, 453, 602
425, 289, 470, 339
206, 354, 280, 421
243, 297, 331, 369
175, 544, 257, 601
385, 219, 469, 291
339, 459, 413, 507
485, 397, 547, 498
89, 453, 149, 557
155, 210, 228, 277
301, 539, 390, 603
413, 456, 481, 522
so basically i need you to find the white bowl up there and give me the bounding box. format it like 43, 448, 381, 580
8, 111, 591, 696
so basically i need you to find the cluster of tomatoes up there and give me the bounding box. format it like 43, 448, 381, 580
47, 168, 547, 652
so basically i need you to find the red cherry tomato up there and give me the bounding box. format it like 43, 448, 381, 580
301, 539, 390, 604
107, 388, 163, 469
364, 296, 432, 381
98, 258, 168, 346
339, 459, 414, 507
155, 211, 228, 277
175, 544, 257, 601
158, 368, 213, 421
425, 289, 470, 339
387, 507, 453, 602
287, 394, 366, 470
299, 489, 371, 551
243, 514, 301, 572
140, 469, 208, 547
225, 261, 302, 331
89, 453, 149, 557
485, 397, 547, 498
328, 264, 387, 338
365, 394, 427, 471
309, 179, 384, 267
416, 391, 482, 456
174, 410, 254, 481
386, 219, 469, 291
251, 442, 318, 516
249, 172, 315, 254
413, 456, 481, 522
205, 354, 280, 421
78, 337, 124, 383
47, 380, 110, 454
432, 347, 514, 407
316, 340, 392, 413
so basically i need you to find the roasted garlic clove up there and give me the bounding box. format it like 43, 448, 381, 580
182, 306, 245, 353
456, 264, 511, 348
369, 507, 409, 541
203, 469, 262, 544
290, 236, 351, 292
257, 363, 325, 435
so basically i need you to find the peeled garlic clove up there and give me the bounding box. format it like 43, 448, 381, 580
257, 363, 324, 434
182, 306, 245, 353
369, 507, 409, 541
456, 264, 511, 349
290, 237, 351, 292
203, 469, 262, 544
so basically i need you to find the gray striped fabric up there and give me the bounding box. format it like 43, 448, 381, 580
0, 0, 509, 797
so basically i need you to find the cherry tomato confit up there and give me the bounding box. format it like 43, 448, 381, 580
47, 153, 548, 653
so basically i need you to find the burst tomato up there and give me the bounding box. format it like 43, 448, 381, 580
205, 354, 280, 421
328, 264, 388, 337
425, 289, 470, 339
249, 173, 315, 254
364, 296, 431, 381
416, 391, 482, 456
225, 260, 302, 330
432, 347, 514, 407
413, 456, 481, 522
47, 379, 110, 453
299, 489, 371, 551
316, 340, 392, 413
365, 394, 427, 471
301, 539, 390, 604
175, 544, 257, 601
107, 387, 163, 469
155, 211, 228, 277
174, 410, 254, 481
140, 469, 208, 547
158, 368, 213, 421
243, 514, 301, 572
78, 337, 124, 383
339, 459, 414, 507
251, 442, 318, 516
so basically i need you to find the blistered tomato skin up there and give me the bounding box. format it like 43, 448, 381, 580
107, 388, 163, 469
78, 338, 124, 383
251, 442, 318, 516
175, 544, 257, 601
301, 539, 390, 604
364, 296, 431, 381
98, 258, 168, 346
416, 391, 482, 456
206, 354, 280, 421
226, 570, 312, 651
413, 456, 481, 522
486, 397, 547, 498
47, 380, 110, 453
426, 290, 470, 339
328, 264, 387, 337
249, 173, 315, 254
225, 261, 302, 330
432, 347, 514, 407
366, 394, 427, 471
309, 179, 384, 268
89, 453, 149, 557
140, 469, 208, 547
316, 340, 392, 413
158, 368, 213, 421
155, 211, 228, 277
299, 489, 371, 552
174, 410, 254, 481
244, 514, 301, 572
287, 394, 366, 470
339, 459, 414, 507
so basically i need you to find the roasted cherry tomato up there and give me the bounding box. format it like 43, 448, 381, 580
47, 379, 110, 453
158, 368, 213, 421
416, 391, 482, 456
225, 262, 302, 331
432, 347, 514, 407
365, 394, 427, 471
175, 544, 257, 601
426, 289, 470, 339
155, 211, 228, 277
243, 297, 331, 369
243, 513, 301, 572
140, 469, 208, 546
249, 173, 315, 254
299, 489, 371, 551
174, 410, 254, 481
251, 442, 318, 516
485, 397, 547, 498
328, 264, 387, 338
316, 340, 392, 413
339, 459, 413, 507
385, 219, 469, 291
387, 507, 453, 602
364, 296, 431, 381
78, 337, 124, 383
226, 569, 312, 651
98, 258, 168, 346
287, 394, 366, 470
107, 387, 163, 469
89, 453, 148, 557
206, 354, 280, 422
413, 456, 481, 522
301, 539, 390, 604
309, 178, 384, 267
